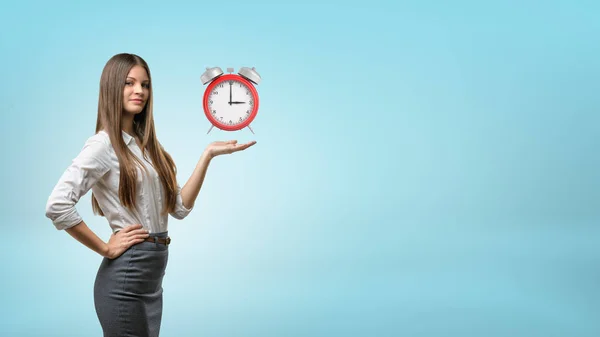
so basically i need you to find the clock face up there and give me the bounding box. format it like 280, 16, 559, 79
205, 76, 258, 129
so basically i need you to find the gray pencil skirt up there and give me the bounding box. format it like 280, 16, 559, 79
93, 231, 169, 337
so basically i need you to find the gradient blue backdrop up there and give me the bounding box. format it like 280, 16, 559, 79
1, 0, 599, 336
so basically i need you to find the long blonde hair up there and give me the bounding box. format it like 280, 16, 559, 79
92, 53, 179, 216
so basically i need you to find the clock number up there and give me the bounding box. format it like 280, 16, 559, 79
228, 120, 232, 125
249, 101, 253, 106
246, 110, 250, 114
213, 91, 218, 95
212, 110, 216, 114
210, 100, 213, 104
246, 91, 249, 95
239, 117, 243, 122
219, 84, 224, 88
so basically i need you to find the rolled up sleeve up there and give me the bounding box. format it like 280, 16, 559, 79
45, 139, 111, 230
169, 183, 193, 220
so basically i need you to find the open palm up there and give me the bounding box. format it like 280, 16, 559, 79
206, 140, 257, 158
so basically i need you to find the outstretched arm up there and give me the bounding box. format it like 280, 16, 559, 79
179, 151, 212, 210
179, 140, 256, 210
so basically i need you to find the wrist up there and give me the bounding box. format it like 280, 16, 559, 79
101, 243, 111, 258
202, 149, 213, 161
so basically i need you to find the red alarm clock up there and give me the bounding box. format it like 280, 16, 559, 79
201, 67, 261, 134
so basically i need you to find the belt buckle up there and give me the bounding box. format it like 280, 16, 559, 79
165, 237, 171, 246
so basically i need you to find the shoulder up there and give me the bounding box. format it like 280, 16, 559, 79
86, 130, 111, 145
82, 130, 115, 151
78, 131, 112, 165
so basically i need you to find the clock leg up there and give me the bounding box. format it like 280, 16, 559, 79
207, 125, 214, 134
247, 125, 255, 134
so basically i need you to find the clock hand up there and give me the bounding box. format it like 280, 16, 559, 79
231, 101, 246, 104
229, 81, 232, 105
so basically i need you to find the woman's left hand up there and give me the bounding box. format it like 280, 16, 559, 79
205, 140, 257, 159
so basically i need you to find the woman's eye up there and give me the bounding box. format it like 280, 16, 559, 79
143, 83, 150, 88
125, 82, 133, 86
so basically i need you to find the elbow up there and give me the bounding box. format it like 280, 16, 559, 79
45, 200, 56, 221
169, 212, 187, 220
45, 197, 66, 221
170, 194, 194, 220
45, 205, 62, 230
169, 207, 193, 220
45, 201, 81, 230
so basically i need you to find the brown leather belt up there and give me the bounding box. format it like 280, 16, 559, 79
144, 236, 171, 245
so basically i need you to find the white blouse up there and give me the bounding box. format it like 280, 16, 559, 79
45, 130, 192, 234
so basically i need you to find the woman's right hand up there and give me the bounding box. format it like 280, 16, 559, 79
104, 224, 149, 259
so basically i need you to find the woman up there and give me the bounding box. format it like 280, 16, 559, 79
45, 53, 256, 336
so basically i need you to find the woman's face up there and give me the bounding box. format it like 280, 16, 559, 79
123, 65, 150, 115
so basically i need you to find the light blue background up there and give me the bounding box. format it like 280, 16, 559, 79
1, 0, 599, 336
